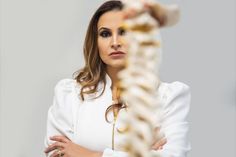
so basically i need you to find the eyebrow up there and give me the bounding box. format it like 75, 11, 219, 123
98, 27, 110, 32
98, 26, 124, 32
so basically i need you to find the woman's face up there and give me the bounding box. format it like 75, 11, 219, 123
97, 10, 128, 69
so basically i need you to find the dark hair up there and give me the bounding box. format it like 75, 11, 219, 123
73, 0, 123, 101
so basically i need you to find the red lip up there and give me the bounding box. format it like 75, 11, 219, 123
109, 51, 126, 56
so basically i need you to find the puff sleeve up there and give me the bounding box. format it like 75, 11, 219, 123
101, 81, 191, 157
151, 81, 191, 157
44, 79, 78, 156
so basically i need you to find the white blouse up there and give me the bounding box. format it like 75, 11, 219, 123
44, 74, 191, 157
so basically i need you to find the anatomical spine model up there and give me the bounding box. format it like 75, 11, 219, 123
116, 0, 180, 157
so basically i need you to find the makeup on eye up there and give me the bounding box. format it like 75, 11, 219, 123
98, 27, 126, 38
99, 30, 111, 37
118, 27, 126, 36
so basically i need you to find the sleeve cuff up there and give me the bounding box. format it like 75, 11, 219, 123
102, 148, 128, 157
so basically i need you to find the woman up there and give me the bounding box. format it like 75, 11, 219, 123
44, 1, 191, 157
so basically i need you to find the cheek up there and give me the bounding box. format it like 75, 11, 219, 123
123, 42, 129, 51
98, 38, 109, 56
120, 36, 129, 51
98, 39, 109, 62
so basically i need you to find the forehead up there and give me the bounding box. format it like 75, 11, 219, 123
97, 10, 124, 29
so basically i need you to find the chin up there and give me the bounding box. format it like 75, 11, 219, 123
109, 62, 126, 69
112, 63, 125, 69
104, 59, 126, 69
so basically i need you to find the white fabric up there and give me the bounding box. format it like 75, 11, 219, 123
44, 74, 191, 157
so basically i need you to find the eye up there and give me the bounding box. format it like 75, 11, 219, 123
119, 28, 126, 36
99, 31, 111, 38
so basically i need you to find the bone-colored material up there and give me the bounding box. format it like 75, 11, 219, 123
116, 1, 180, 157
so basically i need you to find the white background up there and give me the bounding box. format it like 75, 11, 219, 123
0, 0, 235, 157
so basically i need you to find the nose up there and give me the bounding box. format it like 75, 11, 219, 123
111, 34, 121, 50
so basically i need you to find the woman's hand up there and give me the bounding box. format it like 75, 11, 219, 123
122, 0, 180, 27
151, 137, 167, 150
44, 135, 102, 157
151, 127, 167, 150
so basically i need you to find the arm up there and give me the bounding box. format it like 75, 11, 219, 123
45, 80, 190, 157
101, 82, 191, 157
44, 79, 104, 157
44, 79, 76, 156
153, 81, 191, 157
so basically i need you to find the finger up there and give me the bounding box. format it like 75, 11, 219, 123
45, 142, 65, 153
151, 138, 167, 150
50, 135, 70, 142
44, 142, 65, 153
155, 137, 167, 148
60, 149, 66, 157
123, 8, 138, 19
50, 135, 70, 143
49, 149, 61, 157
52, 135, 70, 140
142, 0, 155, 11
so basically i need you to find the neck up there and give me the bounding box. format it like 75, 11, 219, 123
106, 67, 122, 89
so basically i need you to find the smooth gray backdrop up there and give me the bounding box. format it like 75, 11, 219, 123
0, 0, 235, 157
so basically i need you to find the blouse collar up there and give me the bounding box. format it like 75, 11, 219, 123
95, 72, 112, 93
